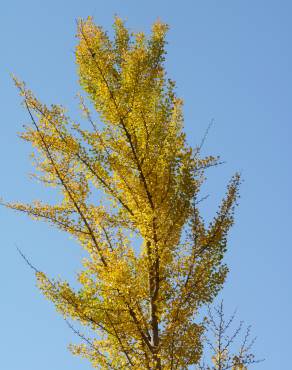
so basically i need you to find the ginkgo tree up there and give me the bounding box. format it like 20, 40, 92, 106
6, 17, 256, 369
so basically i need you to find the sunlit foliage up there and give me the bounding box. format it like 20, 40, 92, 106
7, 17, 241, 369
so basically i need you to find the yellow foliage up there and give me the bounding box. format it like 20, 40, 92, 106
7, 17, 240, 369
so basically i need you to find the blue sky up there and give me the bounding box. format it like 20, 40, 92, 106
1, 1, 291, 369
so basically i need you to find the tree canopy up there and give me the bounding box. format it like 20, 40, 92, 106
6, 17, 253, 369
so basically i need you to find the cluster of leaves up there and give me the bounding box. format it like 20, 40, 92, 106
5, 17, 255, 369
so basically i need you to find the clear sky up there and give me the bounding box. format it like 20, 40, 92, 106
1, 1, 291, 369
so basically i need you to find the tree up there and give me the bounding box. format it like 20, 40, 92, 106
6, 17, 252, 369
199, 302, 258, 370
